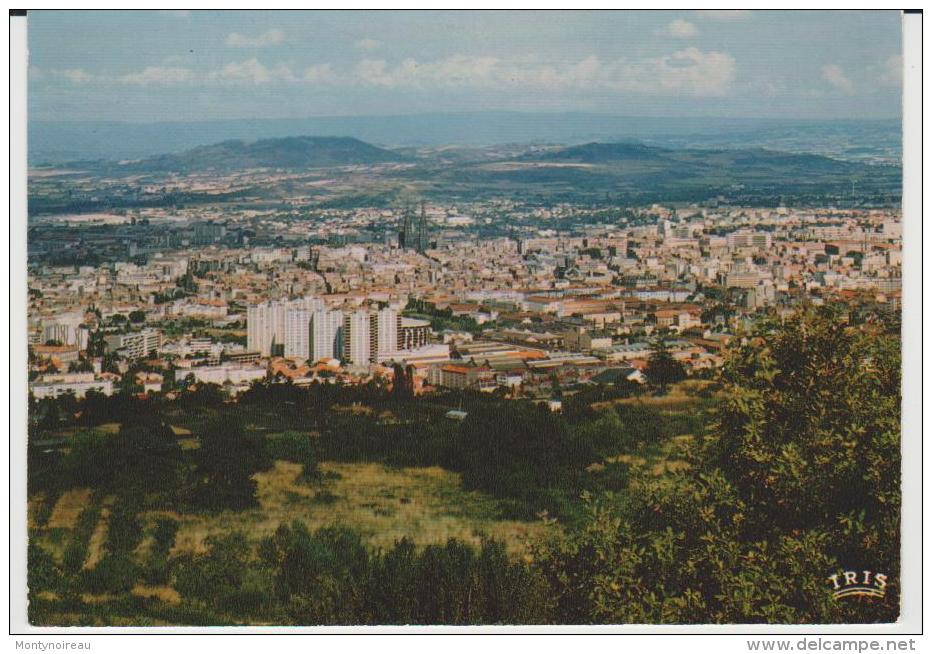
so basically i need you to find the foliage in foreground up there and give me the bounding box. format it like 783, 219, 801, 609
534, 308, 901, 624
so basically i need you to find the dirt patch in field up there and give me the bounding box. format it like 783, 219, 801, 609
132, 584, 181, 604
46, 488, 93, 530
83, 495, 116, 570
331, 404, 374, 415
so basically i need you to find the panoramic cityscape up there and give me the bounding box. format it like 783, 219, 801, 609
22, 10, 904, 628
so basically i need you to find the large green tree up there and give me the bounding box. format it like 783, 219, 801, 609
193, 415, 272, 511
645, 339, 687, 395
710, 307, 901, 586
534, 307, 901, 624
109, 412, 184, 499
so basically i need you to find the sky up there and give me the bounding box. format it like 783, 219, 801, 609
27, 9, 903, 123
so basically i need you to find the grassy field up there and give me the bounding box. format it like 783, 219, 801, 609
28, 458, 553, 624
588, 380, 719, 475
30, 380, 720, 569
591, 379, 718, 412
170, 460, 550, 555
29, 457, 552, 577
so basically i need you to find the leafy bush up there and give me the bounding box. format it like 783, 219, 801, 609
81, 553, 140, 595
106, 501, 144, 555
192, 415, 271, 512
256, 521, 551, 625
61, 499, 102, 575
266, 431, 320, 481
452, 402, 597, 511
533, 308, 901, 624
172, 532, 277, 619
645, 340, 687, 394
110, 415, 185, 499
710, 308, 901, 610
143, 518, 179, 585
28, 537, 63, 597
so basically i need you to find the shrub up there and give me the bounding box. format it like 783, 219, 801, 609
192, 416, 271, 512
81, 553, 140, 595
266, 431, 320, 481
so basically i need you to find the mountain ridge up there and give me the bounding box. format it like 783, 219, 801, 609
28, 136, 901, 212
110, 136, 409, 173
28, 113, 902, 165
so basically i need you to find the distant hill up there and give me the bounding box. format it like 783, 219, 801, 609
111, 136, 409, 173
429, 141, 901, 204
531, 141, 863, 170
533, 141, 668, 162
28, 136, 902, 216
521, 141, 872, 179
28, 113, 902, 165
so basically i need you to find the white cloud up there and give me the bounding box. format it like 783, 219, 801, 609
226, 29, 285, 48
354, 38, 382, 51
303, 64, 338, 84
343, 50, 735, 96
59, 68, 94, 84
208, 58, 296, 85
353, 55, 500, 89
352, 59, 393, 86
41, 48, 737, 97
119, 66, 196, 86
821, 64, 854, 93
642, 48, 736, 95
695, 10, 752, 21
660, 19, 698, 38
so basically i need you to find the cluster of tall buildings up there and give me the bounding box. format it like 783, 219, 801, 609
247, 297, 324, 359
247, 298, 415, 366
